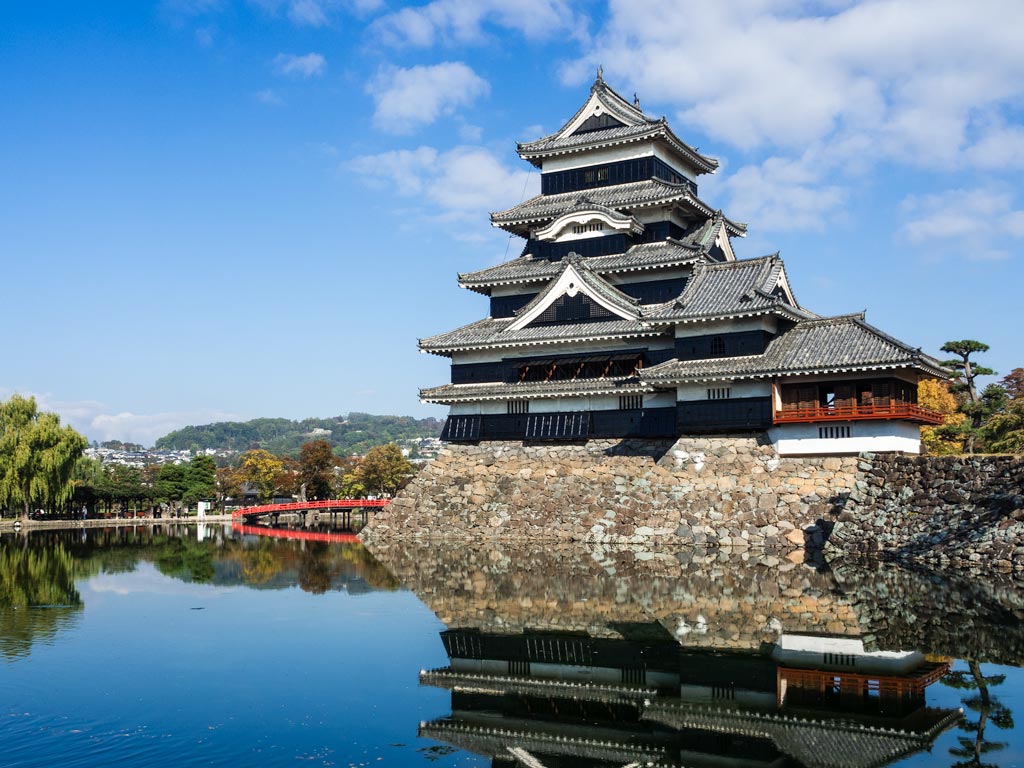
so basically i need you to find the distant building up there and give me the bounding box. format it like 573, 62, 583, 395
421, 73, 946, 454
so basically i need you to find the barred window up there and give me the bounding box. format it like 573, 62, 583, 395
619, 394, 643, 410
507, 399, 530, 414
707, 387, 731, 400
710, 336, 727, 356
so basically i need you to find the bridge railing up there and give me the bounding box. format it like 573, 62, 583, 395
230, 498, 390, 520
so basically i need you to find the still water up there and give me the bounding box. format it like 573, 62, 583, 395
2, 524, 1023, 767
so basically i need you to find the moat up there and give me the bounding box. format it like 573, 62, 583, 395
3, 524, 1024, 767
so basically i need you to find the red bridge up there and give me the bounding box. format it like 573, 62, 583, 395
231, 498, 390, 528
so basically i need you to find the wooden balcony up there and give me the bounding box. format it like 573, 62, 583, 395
773, 402, 944, 425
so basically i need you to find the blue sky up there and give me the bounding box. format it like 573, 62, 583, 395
2, 0, 1022, 445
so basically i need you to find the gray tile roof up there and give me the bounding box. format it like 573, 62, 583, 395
644, 254, 807, 323
510, 254, 641, 323
643, 700, 961, 768
419, 316, 670, 356
517, 76, 718, 174
421, 376, 654, 404
458, 241, 707, 293
457, 241, 701, 293
641, 314, 949, 382
491, 180, 746, 237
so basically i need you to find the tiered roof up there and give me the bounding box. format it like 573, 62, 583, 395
458, 239, 704, 294
517, 72, 719, 175
420, 376, 653, 405
420, 315, 665, 355
645, 254, 807, 323
491, 179, 746, 235
643, 314, 949, 383
424, 254, 811, 356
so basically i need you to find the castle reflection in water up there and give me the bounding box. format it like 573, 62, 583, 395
368, 541, 1024, 768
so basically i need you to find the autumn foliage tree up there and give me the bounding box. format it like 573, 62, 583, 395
356, 443, 414, 497
918, 379, 964, 455
239, 449, 284, 502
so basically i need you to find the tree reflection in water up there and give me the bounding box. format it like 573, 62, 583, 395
0, 526, 400, 658
0, 537, 82, 660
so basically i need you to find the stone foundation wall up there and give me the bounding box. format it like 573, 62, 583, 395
362, 436, 860, 549
825, 454, 1024, 573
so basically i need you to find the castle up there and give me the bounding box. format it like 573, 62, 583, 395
420, 72, 945, 455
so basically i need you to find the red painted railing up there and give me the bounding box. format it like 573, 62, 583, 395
774, 403, 944, 425
231, 522, 361, 544
230, 498, 390, 521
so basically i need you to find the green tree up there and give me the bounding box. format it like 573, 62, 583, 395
356, 443, 414, 497
0, 395, 87, 517
185, 455, 217, 505
939, 341, 1001, 453
942, 340, 996, 404
985, 399, 1024, 453
298, 440, 337, 500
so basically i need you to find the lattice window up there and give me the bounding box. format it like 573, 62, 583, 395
507, 400, 530, 414
707, 387, 732, 400
818, 425, 851, 439
532, 293, 614, 326
571, 222, 603, 235
619, 394, 643, 410
824, 652, 857, 668
710, 336, 727, 356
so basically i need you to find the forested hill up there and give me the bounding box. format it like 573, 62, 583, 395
153, 413, 443, 457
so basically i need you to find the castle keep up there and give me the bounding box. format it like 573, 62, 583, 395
420, 73, 945, 455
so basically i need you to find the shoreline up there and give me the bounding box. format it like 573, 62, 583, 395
0, 514, 237, 532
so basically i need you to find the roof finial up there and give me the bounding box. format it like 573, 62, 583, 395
633, 93, 641, 109
596, 64, 603, 82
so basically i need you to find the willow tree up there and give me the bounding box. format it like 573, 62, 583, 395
0, 395, 87, 517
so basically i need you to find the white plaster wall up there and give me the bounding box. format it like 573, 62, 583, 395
675, 316, 777, 337
676, 381, 771, 401
490, 283, 537, 298
774, 634, 924, 675
540, 145, 652, 172
770, 420, 922, 455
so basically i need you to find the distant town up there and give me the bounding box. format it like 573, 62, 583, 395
84, 437, 444, 468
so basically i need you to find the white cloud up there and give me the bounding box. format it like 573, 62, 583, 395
255, 89, 285, 106
373, 0, 584, 47
723, 154, 847, 232
273, 52, 326, 78
248, 0, 335, 26
350, 144, 540, 229
965, 124, 1024, 171
0, 389, 242, 446
555, 0, 1024, 232
900, 185, 1024, 260
288, 0, 329, 25
368, 62, 489, 133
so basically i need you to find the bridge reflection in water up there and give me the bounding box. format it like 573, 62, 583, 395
361, 541, 1024, 768
231, 498, 389, 541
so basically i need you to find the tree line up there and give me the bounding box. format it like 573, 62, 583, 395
153, 412, 442, 457
0, 395, 415, 519
920, 340, 1024, 454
